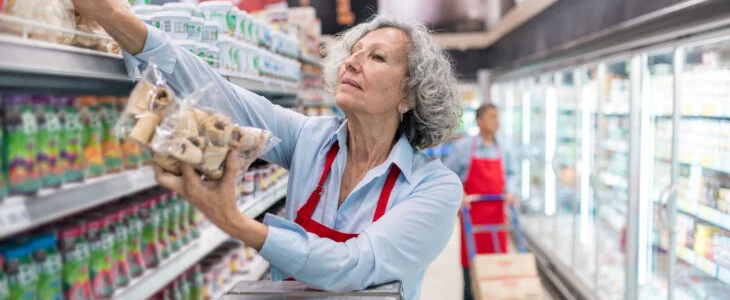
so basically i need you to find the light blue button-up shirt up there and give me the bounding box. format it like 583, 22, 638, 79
443, 136, 517, 193
123, 25, 463, 300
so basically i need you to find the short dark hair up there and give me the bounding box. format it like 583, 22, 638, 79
475, 103, 498, 120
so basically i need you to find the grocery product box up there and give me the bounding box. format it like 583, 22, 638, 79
470, 253, 544, 300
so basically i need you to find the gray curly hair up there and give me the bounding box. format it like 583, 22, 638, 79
323, 15, 462, 149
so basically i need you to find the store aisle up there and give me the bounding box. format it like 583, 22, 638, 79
421, 222, 463, 300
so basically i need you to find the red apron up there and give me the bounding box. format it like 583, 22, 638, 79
459, 137, 507, 267
285, 141, 401, 280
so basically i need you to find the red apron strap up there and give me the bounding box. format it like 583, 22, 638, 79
372, 165, 401, 222
297, 142, 340, 218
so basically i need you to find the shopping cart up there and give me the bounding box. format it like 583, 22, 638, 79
461, 194, 527, 260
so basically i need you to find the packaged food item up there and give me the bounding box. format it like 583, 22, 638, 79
1, 242, 38, 300
188, 199, 201, 239
201, 21, 221, 45
107, 208, 130, 288
3, 0, 75, 44
0, 252, 9, 300
99, 96, 123, 173
58, 223, 92, 300
167, 192, 182, 252
155, 192, 171, 260
116, 65, 279, 183
169, 279, 183, 300
86, 214, 115, 298
117, 97, 142, 170
139, 197, 161, 268
0, 112, 7, 200
225, 6, 239, 38
78, 96, 105, 179
178, 274, 190, 300
207, 46, 220, 69
198, 1, 232, 36
31, 233, 63, 300
162, 2, 195, 16
152, 11, 191, 40
122, 203, 145, 278
59, 96, 85, 183
187, 265, 203, 300
187, 16, 204, 42
2, 94, 41, 195
35, 96, 64, 188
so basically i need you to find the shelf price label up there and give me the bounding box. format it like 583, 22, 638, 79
0, 200, 31, 236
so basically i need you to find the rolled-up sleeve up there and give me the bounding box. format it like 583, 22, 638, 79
121, 25, 306, 168
258, 168, 463, 292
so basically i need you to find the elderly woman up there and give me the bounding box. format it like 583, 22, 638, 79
75, 1, 463, 298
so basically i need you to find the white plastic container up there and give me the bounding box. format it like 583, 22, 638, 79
173, 40, 197, 55
163, 2, 196, 15
207, 46, 220, 69
236, 42, 250, 75
187, 16, 204, 42
201, 21, 222, 45
133, 5, 162, 16
236, 10, 249, 41
198, 1, 232, 36
226, 6, 240, 37
152, 11, 191, 40
195, 43, 210, 60
216, 38, 235, 72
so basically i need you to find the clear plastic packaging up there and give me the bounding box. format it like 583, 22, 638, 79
2, 0, 76, 44
115, 64, 279, 181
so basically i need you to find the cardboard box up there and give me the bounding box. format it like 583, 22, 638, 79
471, 253, 544, 300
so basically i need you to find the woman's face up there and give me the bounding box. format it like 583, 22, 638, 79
335, 27, 410, 119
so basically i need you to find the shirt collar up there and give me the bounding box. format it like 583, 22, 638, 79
330, 119, 414, 183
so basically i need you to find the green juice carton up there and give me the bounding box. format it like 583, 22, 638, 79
108, 208, 130, 287
123, 203, 145, 278
156, 192, 171, 260
1, 242, 38, 300
86, 215, 115, 298
58, 223, 93, 300
78, 96, 105, 179
167, 192, 182, 252
139, 197, 161, 269
31, 233, 63, 300
98, 97, 123, 173
34, 96, 63, 189
58, 97, 85, 183
2, 94, 41, 195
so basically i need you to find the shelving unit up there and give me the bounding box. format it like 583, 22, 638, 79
115, 182, 286, 300
677, 198, 730, 231
212, 255, 271, 300
300, 53, 323, 68
0, 167, 156, 239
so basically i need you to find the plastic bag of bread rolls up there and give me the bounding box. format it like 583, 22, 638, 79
1, 0, 75, 44
115, 64, 279, 181
149, 84, 279, 180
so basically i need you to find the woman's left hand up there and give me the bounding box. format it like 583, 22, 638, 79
154, 151, 241, 228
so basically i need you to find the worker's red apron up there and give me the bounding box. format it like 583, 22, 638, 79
285, 141, 400, 280
459, 137, 507, 267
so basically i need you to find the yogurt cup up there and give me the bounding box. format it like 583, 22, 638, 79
187, 17, 204, 42
236, 11, 249, 41
236, 42, 249, 75
216, 38, 235, 72
207, 46, 220, 69
162, 2, 196, 15
194, 43, 209, 58
198, 1, 232, 36
173, 40, 197, 55
226, 6, 240, 37
201, 21, 222, 45
133, 5, 162, 16
152, 11, 191, 40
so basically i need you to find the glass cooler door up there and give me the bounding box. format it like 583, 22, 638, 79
670, 37, 730, 300
595, 59, 632, 299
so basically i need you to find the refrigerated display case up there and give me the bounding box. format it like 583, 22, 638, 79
491, 29, 730, 300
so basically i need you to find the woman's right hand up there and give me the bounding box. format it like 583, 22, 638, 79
72, 0, 125, 23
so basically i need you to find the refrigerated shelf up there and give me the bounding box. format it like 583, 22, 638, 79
677, 198, 730, 232
115, 180, 287, 299
0, 167, 156, 239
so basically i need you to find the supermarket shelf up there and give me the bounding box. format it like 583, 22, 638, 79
677, 198, 730, 232
212, 255, 270, 300
0, 167, 156, 239
300, 53, 323, 68
681, 115, 730, 121
679, 156, 730, 175
673, 246, 730, 285
0, 35, 133, 95
116, 182, 287, 300
224, 73, 299, 97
